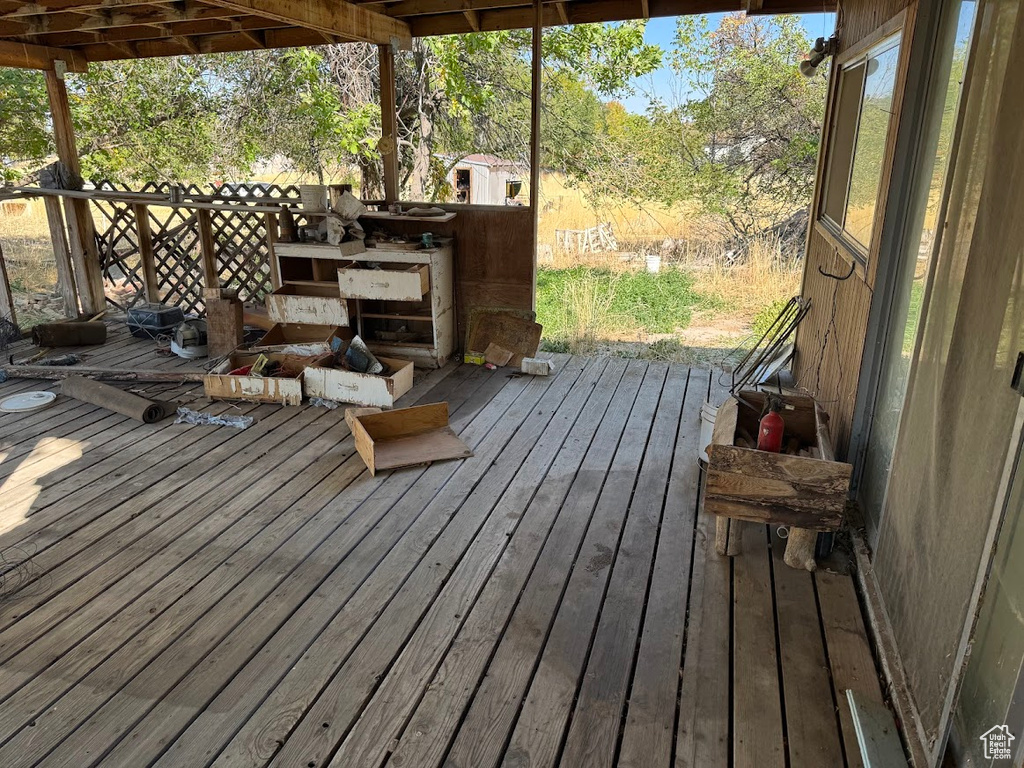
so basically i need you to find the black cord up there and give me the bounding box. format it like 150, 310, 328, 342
818, 260, 855, 280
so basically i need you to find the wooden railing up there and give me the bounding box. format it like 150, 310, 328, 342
0, 182, 306, 319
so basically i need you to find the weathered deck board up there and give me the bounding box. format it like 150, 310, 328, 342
0, 334, 878, 768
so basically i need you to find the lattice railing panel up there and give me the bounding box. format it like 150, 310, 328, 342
91, 181, 301, 314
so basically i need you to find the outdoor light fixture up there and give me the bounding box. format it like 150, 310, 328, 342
800, 35, 838, 77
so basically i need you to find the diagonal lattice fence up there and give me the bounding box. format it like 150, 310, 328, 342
92, 181, 301, 315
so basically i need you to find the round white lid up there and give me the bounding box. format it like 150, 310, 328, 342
0, 391, 57, 413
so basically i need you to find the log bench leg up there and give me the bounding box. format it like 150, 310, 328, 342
784, 527, 818, 571
715, 516, 743, 556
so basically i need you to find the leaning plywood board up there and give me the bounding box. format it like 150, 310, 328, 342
466, 309, 542, 366
303, 356, 414, 408
348, 402, 472, 475
705, 393, 851, 531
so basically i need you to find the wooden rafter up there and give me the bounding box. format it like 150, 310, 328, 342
198, 0, 411, 44
26, 15, 285, 46
555, 1, 568, 23
78, 24, 341, 59
384, 0, 552, 18
462, 7, 479, 30
0, 3, 243, 36
0, 38, 88, 68
0, 0, 173, 18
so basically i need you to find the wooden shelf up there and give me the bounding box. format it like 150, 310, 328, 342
360, 312, 434, 322
361, 210, 457, 223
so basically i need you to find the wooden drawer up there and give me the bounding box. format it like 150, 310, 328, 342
204, 352, 314, 406
266, 284, 349, 326
337, 262, 429, 302
303, 355, 414, 408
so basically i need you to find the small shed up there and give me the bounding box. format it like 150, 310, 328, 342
451, 154, 525, 205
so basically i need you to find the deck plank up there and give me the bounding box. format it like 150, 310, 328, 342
0, 335, 881, 768
732, 522, 785, 768
771, 529, 845, 768
495, 362, 668, 768
149, 360, 577, 768
558, 363, 688, 768
387, 359, 646, 768
263, 358, 599, 768
817, 566, 887, 768
617, 367, 707, 768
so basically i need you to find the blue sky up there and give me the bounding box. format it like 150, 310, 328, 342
618, 12, 837, 113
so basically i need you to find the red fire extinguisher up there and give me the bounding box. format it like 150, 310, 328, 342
757, 396, 785, 453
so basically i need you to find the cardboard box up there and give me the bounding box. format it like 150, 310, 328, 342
252, 323, 350, 353
204, 352, 317, 406
704, 391, 852, 531
303, 355, 414, 408
347, 402, 473, 475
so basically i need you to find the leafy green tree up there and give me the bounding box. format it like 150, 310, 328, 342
71, 57, 240, 183
0, 69, 51, 181
672, 13, 827, 235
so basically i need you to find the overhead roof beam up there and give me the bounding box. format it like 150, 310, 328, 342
0, 38, 88, 69
0, 4, 244, 37
0, 0, 173, 18
26, 15, 285, 46
198, 0, 411, 44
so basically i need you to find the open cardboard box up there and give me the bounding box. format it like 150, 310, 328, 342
204, 352, 318, 406
303, 353, 414, 408
347, 402, 472, 475
252, 323, 351, 353
704, 390, 852, 531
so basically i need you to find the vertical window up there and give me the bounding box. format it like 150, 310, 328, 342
820, 35, 903, 259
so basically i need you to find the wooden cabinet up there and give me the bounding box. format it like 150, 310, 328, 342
271, 240, 455, 368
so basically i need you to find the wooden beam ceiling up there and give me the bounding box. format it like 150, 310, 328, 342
197, 0, 412, 44
0, 0, 836, 64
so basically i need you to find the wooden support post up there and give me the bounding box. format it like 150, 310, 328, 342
196, 208, 220, 294
378, 43, 400, 205
264, 212, 281, 290
43, 195, 79, 317
0, 241, 16, 327
529, 0, 542, 310
44, 70, 105, 316
131, 203, 160, 304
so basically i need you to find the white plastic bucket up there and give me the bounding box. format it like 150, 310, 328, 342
645, 253, 662, 273
699, 401, 718, 466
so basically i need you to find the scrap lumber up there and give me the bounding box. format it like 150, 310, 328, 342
2, 365, 206, 383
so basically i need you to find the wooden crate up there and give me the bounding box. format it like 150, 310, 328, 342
265, 284, 349, 326
252, 323, 350, 352
705, 391, 852, 531
204, 352, 316, 406
303, 355, 414, 408
347, 402, 473, 476
337, 261, 429, 301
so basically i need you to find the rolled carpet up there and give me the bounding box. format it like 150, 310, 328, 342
31, 322, 107, 347
61, 376, 174, 423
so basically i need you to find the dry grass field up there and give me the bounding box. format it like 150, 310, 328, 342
0, 175, 803, 354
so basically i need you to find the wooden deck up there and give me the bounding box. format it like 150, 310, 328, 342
0, 324, 887, 768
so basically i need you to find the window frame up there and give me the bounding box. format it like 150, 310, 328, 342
813, 6, 917, 287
